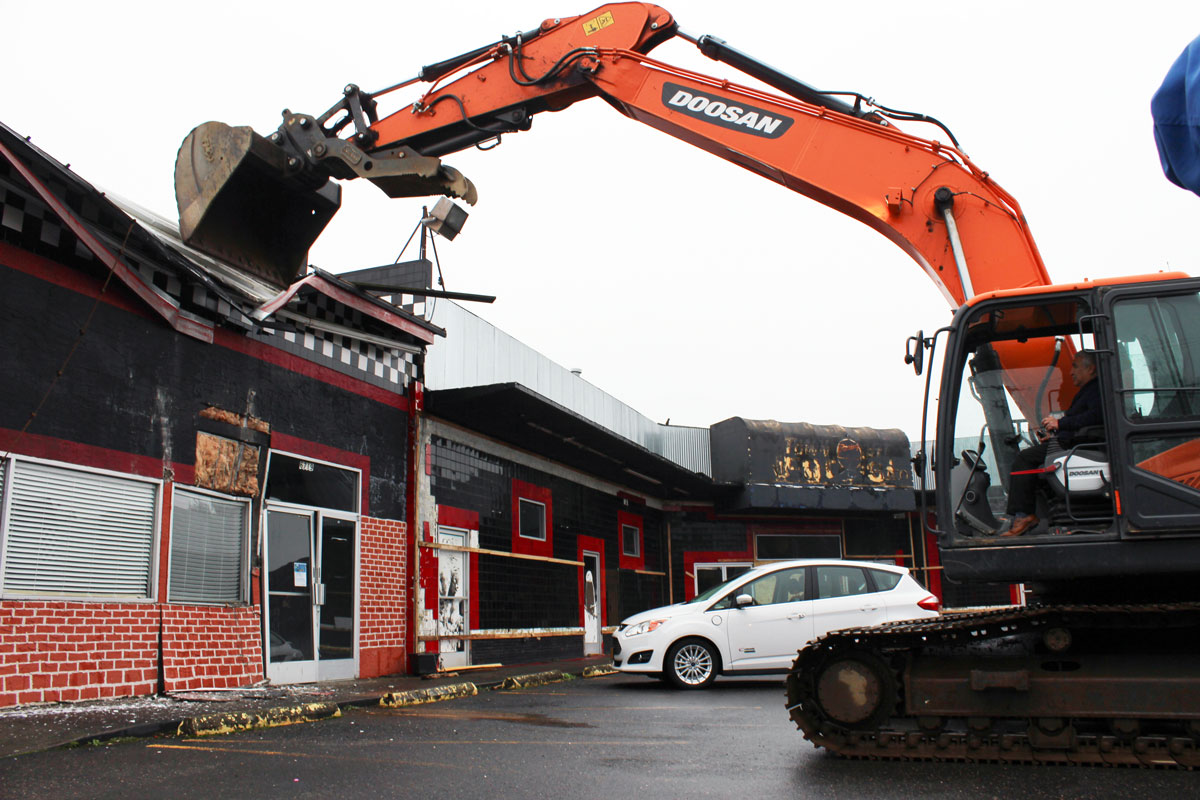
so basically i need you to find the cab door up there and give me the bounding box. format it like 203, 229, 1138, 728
1105, 281, 1200, 534
723, 566, 814, 670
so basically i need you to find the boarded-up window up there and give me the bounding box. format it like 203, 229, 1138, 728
195, 432, 261, 497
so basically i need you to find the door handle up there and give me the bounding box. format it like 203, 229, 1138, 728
314, 583, 326, 606
787, 612, 806, 620
859, 605, 879, 612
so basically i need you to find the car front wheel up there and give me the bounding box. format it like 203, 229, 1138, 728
665, 639, 717, 689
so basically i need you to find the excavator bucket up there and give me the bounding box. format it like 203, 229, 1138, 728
175, 121, 341, 286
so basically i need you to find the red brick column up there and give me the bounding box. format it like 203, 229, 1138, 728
359, 516, 408, 678
161, 605, 263, 691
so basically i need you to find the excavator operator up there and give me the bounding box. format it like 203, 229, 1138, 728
1000, 351, 1103, 537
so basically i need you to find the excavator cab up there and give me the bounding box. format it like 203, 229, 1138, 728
939, 296, 1108, 540
933, 276, 1200, 591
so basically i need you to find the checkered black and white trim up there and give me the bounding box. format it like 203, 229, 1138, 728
2, 154, 426, 394
250, 323, 422, 390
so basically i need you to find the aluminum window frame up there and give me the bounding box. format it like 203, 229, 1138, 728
264, 448, 363, 515
692, 561, 753, 597
0, 453, 162, 602
167, 484, 252, 606
518, 497, 547, 542
620, 523, 641, 558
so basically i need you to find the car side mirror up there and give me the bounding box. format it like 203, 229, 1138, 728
734, 593, 755, 608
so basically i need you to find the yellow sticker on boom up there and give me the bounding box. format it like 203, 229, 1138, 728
582, 11, 615, 36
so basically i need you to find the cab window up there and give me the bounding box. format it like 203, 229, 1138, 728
1113, 293, 1200, 420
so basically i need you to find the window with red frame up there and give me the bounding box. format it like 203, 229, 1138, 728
621, 523, 640, 558
519, 499, 546, 541
617, 510, 644, 571
511, 480, 553, 558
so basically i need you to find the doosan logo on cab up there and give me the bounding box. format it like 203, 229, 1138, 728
663, 85, 793, 138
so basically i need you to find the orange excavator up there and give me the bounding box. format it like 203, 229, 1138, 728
175, 4, 1200, 766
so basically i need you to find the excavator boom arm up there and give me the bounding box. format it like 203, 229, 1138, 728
175, 2, 1060, 414
356, 3, 1050, 307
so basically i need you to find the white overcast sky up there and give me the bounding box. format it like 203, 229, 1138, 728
5, 1, 1200, 438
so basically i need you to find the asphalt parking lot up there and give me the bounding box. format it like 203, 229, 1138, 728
3, 672, 1198, 799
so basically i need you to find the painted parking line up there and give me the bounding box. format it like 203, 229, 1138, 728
148, 742, 458, 768
157, 739, 689, 751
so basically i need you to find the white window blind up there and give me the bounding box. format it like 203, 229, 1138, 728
169, 489, 247, 604
2, 460, 158, 597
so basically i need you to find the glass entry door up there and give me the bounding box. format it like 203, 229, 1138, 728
265, 508, 357, 683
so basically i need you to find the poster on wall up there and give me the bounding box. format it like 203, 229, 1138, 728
438, 546, 467, 653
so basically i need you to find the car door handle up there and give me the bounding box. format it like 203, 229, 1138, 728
859, 605, 879, 612
787, 612, 806, 620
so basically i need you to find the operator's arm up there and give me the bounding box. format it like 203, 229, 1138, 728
1050, 380, 1103, 445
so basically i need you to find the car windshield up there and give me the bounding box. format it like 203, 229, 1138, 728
685, 573, 751, 604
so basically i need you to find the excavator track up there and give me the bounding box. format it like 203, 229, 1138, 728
786, 603, 1200, 768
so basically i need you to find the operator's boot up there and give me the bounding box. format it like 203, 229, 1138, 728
999, 514, 1039, 538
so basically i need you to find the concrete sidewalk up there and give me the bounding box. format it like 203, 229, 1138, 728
0, 656, 616, 758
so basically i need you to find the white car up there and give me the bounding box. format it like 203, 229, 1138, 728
612, 559, 940, 688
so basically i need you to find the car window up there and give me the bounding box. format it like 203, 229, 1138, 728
771, 568, 808, 603
867, 568, 902, 591
816, 566, 870, 599
713, 567, 807, 608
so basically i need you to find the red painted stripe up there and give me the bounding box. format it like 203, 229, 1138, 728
1, 242, 410, 411
0, 241, 143, 313
0, 141, 213, 343
1010, 466, 1057, 476
437, 506, 480, 531
0, 427, 194, 484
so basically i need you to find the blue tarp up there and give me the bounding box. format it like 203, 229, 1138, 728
1153, 34, 1200, 197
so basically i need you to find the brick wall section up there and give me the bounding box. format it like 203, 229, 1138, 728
359, 516, 408, 678
0, 601, 158, 707
161, 605, 263, 692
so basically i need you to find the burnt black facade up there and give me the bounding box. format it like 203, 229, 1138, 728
421, 431, 665, 663
0, 121, 438, 706
1, 266, 411, 522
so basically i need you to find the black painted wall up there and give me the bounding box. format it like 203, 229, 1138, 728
1, 263, 410, 520
666, 511, 748, 602
429, 435, 667, 637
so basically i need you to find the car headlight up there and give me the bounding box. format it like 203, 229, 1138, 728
623, 619, 668, 637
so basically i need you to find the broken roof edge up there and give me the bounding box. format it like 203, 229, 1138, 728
424, 299, 712, 476
426, 382, 715, 497
0, 119, 440, 353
